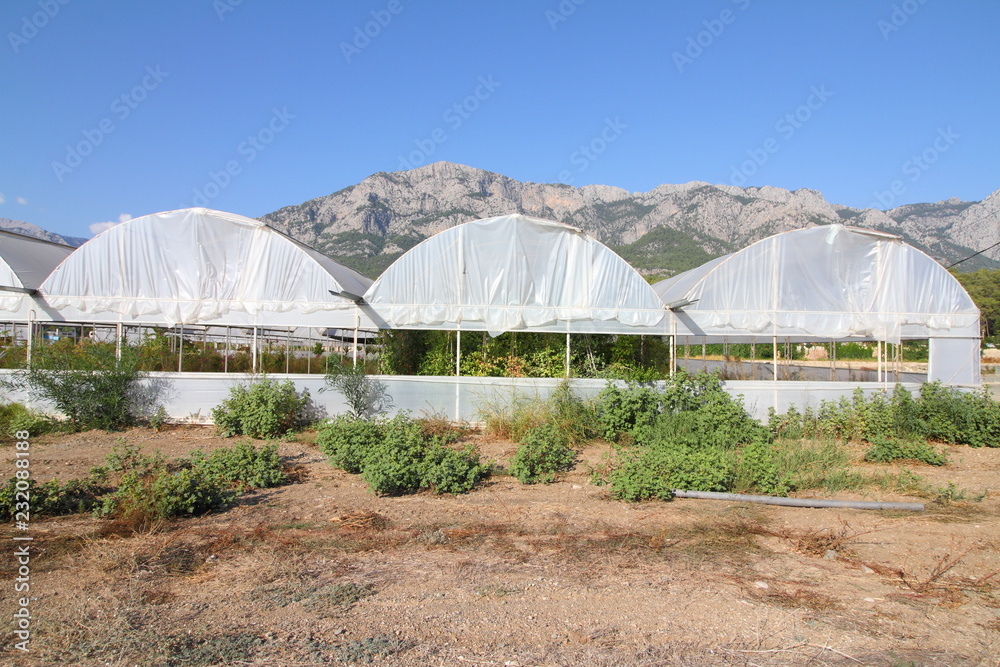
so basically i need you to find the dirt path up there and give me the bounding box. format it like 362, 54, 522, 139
2, 427, 999, 666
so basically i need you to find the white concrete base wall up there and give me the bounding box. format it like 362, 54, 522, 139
0, 369, 923, 425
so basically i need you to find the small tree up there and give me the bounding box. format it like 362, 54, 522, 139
323, 363, 392, 419
6, 342, 149, 431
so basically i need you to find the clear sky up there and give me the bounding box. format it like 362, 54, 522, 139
1, 0, 998, 239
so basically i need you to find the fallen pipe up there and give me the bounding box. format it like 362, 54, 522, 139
671, 489, 924, 511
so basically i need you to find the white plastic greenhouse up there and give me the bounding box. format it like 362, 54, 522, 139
0, 229, 75, 320
654, 225, 981, 385
363, 214, 667, 335
38, 208, 375, 329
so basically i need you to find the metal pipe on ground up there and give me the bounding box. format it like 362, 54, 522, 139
671, 490, 923, 511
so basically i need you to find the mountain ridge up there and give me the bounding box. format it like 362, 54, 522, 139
258, 161, 1000, 278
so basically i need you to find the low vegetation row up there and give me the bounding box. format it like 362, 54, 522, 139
1, 346, 997, 525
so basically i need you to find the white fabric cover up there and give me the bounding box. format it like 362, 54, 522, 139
655, 225, 980, 344
363, 214, 667, 336
39, 208, 373, 328
0, 230, 75, 315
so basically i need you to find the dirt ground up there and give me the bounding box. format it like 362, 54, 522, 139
2, 426, 999, 666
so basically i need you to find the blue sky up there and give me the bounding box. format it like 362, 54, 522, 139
1, 0, 998, 239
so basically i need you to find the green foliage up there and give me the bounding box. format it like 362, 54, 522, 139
191, 441, 286, 489
864, 437, 948, 466
323, 362, 392, 419
358, 415, 428, 495
0, 402, 58, 437
7, 342, 148, 431
508, 423, 577, 484
770, 382, 1000, 448
594, 383, 661, 441
317, 414, 384, 474
212, 377, 312, 438
953, 269, 1000, 338
420, 443, 491, 494
733, 441, 792, 495
0, 476, 104, 520
605, 446, 733, 501
318, 413, 489, 495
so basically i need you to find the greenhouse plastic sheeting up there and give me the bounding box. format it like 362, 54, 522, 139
655, 225, 980, 344
0, 230, 75, 316
39, 208, 375, 328
363, 214, 667, 336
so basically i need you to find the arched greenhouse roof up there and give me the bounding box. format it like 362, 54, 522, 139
0, 230, 75, 317
363, 214, 667, 336
39, 208, 374, 328
653, 224, 979, 343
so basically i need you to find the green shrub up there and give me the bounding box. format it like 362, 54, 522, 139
771, 382, 1000, 449
0, 476, 104, 520
192, 441, 286, 489
320, 413, 490, 495
420, 443, 490, 494
212, 377, 311, 438
594, 383, 661, 441
316, 415, 385, 474
864, 437, 948, 466
0, 403, 58, 437
733, 441, 792, 495
359, 415, 426, 495
7, 343, 148, 431
605, 446, 733, 501
508, 423, 577, 484
99, 466, 237, 525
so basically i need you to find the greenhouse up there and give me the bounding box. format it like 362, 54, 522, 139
363, 214, 668, 336
655, 225, 981, 385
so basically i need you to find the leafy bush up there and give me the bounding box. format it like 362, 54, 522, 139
212, 377, 312, 438
0, 476, 104, 520
0, 402, 57, 437
604, 446, 733, 501
359, 415, 427, 495
6, 343, 149, 431
593, 383, 661, 441
508, 423, 577, 484
316, 414, 384, 473
770, 383, 1000, 449
99, 464, 237, 526
733, 441, 792, 495
319, 413, 490, 495
420, 443, 490, 494
192, 441, 286, 489
864, 437, 948, 466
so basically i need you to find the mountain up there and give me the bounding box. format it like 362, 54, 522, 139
259, 162, 1000, 280
0, 217, 86, 247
